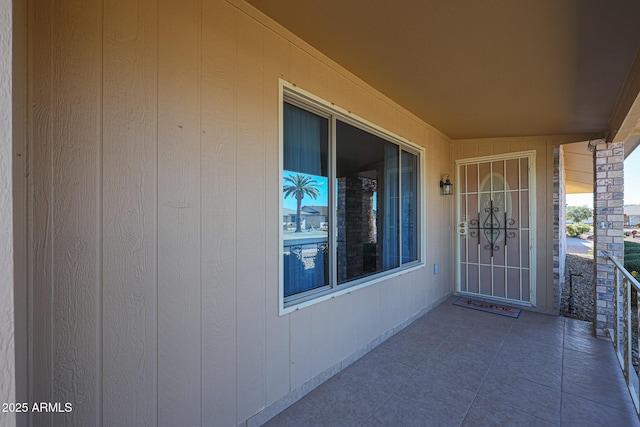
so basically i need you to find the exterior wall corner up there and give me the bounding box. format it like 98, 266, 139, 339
0, 1, 16, 426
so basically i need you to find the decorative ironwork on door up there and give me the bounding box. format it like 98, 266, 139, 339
457, 155, 533, 304
469, 199, 518, 257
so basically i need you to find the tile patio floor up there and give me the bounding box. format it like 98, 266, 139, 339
264, 296, 640, 426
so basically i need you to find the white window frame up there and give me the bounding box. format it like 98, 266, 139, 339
279, 79, 426, 315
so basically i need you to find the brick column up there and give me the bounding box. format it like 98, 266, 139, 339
337, 176, 365, 282
593, 140, 625, 337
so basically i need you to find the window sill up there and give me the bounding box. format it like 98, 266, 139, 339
280, 262, 426, 316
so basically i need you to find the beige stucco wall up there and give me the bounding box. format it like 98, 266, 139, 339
0, 1, 16, 427
26, 0, 453, 425
452, 135, 591, 312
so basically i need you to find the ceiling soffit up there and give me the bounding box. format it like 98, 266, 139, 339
246, 0, 640, 141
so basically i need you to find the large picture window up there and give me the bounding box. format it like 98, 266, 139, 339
281, 84, 423, 309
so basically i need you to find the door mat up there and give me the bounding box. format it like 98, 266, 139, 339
453, 297, 521, 318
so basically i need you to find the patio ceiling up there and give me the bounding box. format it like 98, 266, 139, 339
246, 0, 640, 144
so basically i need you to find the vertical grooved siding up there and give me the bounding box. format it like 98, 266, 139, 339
0, 1, 15, 426
27, 0, 453, 424
201, 2, 238, 425
102, 0, 158, 424
156, 0, 202, 424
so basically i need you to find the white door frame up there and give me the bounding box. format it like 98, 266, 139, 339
455, 150, 537, 306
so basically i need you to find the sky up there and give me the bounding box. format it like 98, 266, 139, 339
566, 148, 640, 207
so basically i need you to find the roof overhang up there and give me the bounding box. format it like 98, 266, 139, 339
245, 0, 640, 142
563, 89, 640, 195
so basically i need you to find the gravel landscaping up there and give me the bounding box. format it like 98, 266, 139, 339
561, 253, 595, 322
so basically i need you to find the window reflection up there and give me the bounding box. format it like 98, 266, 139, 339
336, 120, 399, 283
282, 103, 329, 297
282, 100, 421, 302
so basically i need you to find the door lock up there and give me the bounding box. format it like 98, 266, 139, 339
458, 221, 467, 236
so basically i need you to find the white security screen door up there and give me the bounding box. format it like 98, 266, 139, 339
456, 153, 535, 304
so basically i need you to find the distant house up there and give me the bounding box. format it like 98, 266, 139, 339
283, 206, 329, 230
625, 205, 640, 226
282, 207, 298, 230
301, 205, 329, 229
